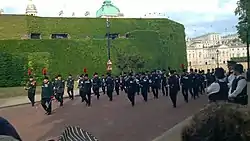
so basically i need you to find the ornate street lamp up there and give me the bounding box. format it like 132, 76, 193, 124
216, 49, 219, 68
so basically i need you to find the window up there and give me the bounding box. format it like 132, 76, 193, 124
30, 33, 41, 39
51, 33, 68, 39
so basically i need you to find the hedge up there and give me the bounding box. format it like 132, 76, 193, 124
0, 15, 187, 86
0, 52, 27, 87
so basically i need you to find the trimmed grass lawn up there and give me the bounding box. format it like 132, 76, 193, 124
0, 81, 79, 99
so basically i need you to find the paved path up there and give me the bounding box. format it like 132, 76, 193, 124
0, 91, 207, 141
0, 89, 97, 108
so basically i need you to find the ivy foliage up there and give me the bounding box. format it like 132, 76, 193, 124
0, 15, 187, 86
0, 52, 27, 87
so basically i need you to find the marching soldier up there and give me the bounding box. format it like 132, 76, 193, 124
92, 73, 101, 99
55, 75, 65, 106
78, 74, 85, 102
66, 74, 74, 100
140, 72, 149, 102
101, 75, 106, 94
188, 69, 195, 99
180, 69, 189, 103
83, 74, 92, 106
168, 70, 180, 108
135, 74, 140, 95
41, 76, 53, 115
25, 76, 36, 106
115, 76, 120, 95
125, 72, 137, 106
161, 70, 168, 96
106, 73, 114, 101
120, 73, 125, 92
152, 71, 160, 99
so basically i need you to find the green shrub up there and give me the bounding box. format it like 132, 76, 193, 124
0, 52, 27, 87
181, 103, 250, 141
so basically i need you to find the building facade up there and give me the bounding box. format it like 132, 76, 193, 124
186, 33, 247, 71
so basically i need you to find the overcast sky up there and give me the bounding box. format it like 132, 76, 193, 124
1, 0, 239, 37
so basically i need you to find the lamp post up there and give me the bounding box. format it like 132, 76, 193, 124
106, 18, 112, 72
216, 49, 219, 68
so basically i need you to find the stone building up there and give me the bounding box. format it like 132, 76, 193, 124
25, 0, 38, 16
186, 33, 248, 71
96, 0, 124, 18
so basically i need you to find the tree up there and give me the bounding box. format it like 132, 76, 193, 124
235, 0, 250, 70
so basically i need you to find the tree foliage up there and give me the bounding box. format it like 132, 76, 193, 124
235, 0, 250, 43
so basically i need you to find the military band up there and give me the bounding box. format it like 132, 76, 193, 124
25, 62, 248, 115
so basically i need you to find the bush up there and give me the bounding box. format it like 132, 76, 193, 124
0, 52, 27, 87
181, 103, 250, 141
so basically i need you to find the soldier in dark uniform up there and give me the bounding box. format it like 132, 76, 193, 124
55, 75, 65, 106
161, 70, 168, 96
78, 74, 85, 102
168, 70, 180, 108
152, 71, 160, 99
92, 73, 101, 99
66, 74, 74, 100
83, 74, 92, 106
41, 76, 53, 115
125, 72, 137, 106
135, 74, 140, 95
52, 76, 58, 96
120, 73, 125, 91
114, 76, 120, 95
188, 69, 195, 99
25, 76, 36, 106
180, 69, 189, 103
193, 69, 200, 99
140, 72, 149, 102
101, 75, 106, 94
106, 73, 114, 101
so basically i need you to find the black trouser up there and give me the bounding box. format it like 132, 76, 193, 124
181, 87, 188, 103
141, 88, 148, 102
170, 89, 178, 107
115, 86, 119, 95
79, 90, 85, 102
148, 85, 151, 92
41, 98, 52, 114
55, 93, 63, 106
193, 86, 199, 99
136, 85, 140, 95
93, 87, 100, 99
161, 84, 167, 96
107, 89, 113, 101
127, 91, 135, 106
67, 87, 74, 99
82, 91, 91, 106
152, 86, 159, 98
121, 85, 124, 91
188, 86, 194, 98
28, 91, 35, 106
102, 86, 106, 94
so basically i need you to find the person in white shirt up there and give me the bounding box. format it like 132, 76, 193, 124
206, 68, 228, 102
226, 61, 237, 88
228, 64, 248, 105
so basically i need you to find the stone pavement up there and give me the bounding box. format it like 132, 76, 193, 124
0, 91, 207, 141
0, 89, 101, 109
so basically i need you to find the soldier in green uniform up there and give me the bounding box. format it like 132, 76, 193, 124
41, 76, 53, 115
25, 76, 36, 106
55, 75, 65, 106
66, 74, 74, 100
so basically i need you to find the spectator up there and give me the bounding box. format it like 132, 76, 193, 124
0, 117, 22, 141
206, 68, 228, 102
